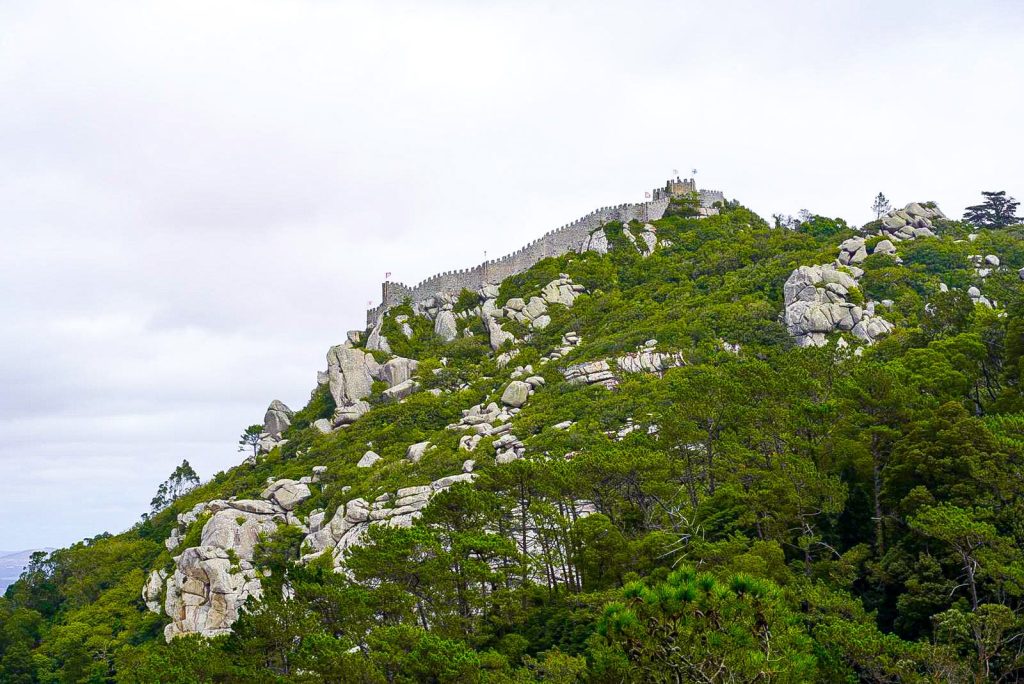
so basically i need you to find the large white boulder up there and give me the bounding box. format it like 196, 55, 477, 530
434, 311, 458, 342
379, 357, 419, 387
357, 451, 381, 468
501, 380, 531, 408
326, 346, 380, 406
406, 441, 431, 463
262, 400, 293, 438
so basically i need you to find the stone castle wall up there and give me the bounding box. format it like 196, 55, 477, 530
365, 186, 726, 326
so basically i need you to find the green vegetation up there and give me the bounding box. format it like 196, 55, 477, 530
4, 201, 1024, 681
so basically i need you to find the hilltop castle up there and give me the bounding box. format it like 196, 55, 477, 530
366, 178, 725, 325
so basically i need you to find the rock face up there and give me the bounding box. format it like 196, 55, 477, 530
327, 346, 380, 407
161, 500, 283, 640
326, 348, 421, 424
143, 568, 166, 613
782, 265, 892, 347
157, 468, 328, 640
783, 203, 944, 347
583, 229, 609, 254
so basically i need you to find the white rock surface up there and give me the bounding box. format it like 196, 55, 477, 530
406, 441, 431, 463
501, 380, 531, 408
357, 450, 381, 468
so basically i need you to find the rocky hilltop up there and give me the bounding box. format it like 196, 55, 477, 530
7, 183, 1024, 682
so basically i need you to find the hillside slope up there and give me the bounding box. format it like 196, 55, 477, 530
4, 193, 1024, 682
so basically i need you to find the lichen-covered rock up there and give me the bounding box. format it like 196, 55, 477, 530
382, 379, 419, 403
261, 480, 312, 511
501, 380, 531, 408
327, 346, 380, 406
483, 314, 514, 351
782, 264, 891, 347
378, 357, 419, 387
434, 310, 458, 342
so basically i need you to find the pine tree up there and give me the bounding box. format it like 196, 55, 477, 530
872, 192, 891, 219
149, 459, 200, 514
238, 424, 263, 460
964, 191, 1020, 228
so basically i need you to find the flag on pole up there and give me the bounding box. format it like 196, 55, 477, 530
644, 191, 651, 198
385, 271, 391, 280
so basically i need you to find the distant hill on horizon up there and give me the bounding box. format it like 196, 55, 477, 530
0, 548, 53, 593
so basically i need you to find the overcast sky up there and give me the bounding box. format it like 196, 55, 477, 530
2, 0, 1022, 551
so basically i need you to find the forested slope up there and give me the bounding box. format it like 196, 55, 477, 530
4, 196, 1024, 682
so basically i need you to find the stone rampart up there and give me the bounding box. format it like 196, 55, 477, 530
365, 184, 724, 326
365, 199, 670, 325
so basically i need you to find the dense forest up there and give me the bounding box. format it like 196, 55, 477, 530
4, 192, 1024, 682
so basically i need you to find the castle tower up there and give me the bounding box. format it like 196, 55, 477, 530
652, 176, 697, 201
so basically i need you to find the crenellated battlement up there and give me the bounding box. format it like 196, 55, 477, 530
365, 180, 725, 326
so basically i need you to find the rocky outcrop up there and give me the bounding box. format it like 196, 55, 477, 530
492, 276, 584, 332
261, 479, 312, 511
365, 321, 391, 353
782, 265, 893, 347
257, 400, 294, 454
262, 400, 293, 438
878, 202, 942, 240
616, 343, 686, 375
327, 348, 421, 425
143, 568, 166, 613
327, 346, 379, 407
382, 379, 419, 403
302, 472, 478, 568
564, 360, 617, 388
378, 358, 418, 387
155, 468, 327, 640
562, 342, 686, 388
483, 314, 514, 351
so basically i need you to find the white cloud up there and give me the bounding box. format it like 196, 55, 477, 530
1, 0, 1022, 548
